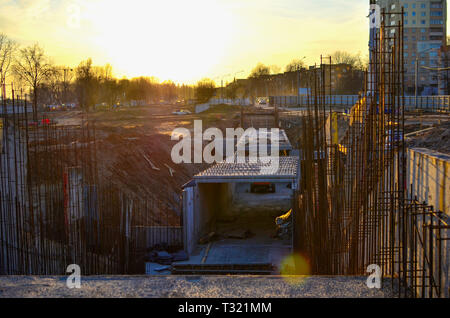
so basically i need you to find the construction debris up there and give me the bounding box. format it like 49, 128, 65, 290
142, 153, 160, 171
274, 209, 292, 240
172, 250, 189, 262
406, 120, 450, 154
275, 209, 292, 225
146, 248, 189, 265
164, 163, 175, 177
154, 265, 171, 272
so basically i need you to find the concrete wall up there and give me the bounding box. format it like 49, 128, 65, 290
195, 98, 252, 113
183, 186, 195, 254
268, 95, 450, 112
184, 183, 220, 254
209, 98, 251, 106
407, 148, 450, 216
195, 103, 210, 113
231, 182, 293, 216
184, 181, 294, 255
406, 147, 450, 297
193, 183, 232, 244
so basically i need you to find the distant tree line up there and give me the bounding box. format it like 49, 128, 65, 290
224, 52, 368, 99
0, 32, 370, 118
0, 33, 214, 120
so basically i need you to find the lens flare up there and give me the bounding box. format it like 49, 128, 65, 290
279, 253, 311, 285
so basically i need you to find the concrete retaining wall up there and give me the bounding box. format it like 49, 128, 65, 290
268, 95, 450, 112
407, 148, 450, 216
407, 147, 450, 298
209, 98, 251, 106
195, 98, 251, 113
195, 103, 210, 113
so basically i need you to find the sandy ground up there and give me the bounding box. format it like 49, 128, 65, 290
42, 104, 243, 225
0, 275, 397, 298
405, 118, 450, 155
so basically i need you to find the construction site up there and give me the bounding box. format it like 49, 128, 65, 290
0, 4, 449, 299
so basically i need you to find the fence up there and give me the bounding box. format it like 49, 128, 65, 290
403, 95, 450, 112
269, 95, 450, 112
270, 95, 359, 108
132, 226, 183, 253
0, 91, 182, 275
209, 98, 251, 106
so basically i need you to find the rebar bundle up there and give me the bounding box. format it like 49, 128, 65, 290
291, 9, 448, 298
0, 87, 181, 275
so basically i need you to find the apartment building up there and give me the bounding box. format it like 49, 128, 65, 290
378, 0, 447, 95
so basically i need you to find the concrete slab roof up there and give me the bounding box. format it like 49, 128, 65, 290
194, 156, 299, 183
236, 129, 292, 152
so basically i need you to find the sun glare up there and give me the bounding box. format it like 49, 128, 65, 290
84, 0, 234, 83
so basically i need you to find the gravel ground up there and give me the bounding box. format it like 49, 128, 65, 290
406, 121, 450, 155
0, 275, 397, 298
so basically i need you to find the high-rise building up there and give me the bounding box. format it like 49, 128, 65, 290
377, 0, 447, 95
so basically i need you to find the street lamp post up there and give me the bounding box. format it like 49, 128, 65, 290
214, 70, 244, 102
297, 56, 306, 106
415, 57, 418, 108
0, 67, 4, 102
63, 68, 73, 106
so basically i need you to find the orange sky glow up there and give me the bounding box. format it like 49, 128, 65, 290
1, 0, 448, 84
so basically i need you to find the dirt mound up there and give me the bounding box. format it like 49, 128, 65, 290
44, 105, 244, 225
96, 131, 208, 216
406, 121, 450, 154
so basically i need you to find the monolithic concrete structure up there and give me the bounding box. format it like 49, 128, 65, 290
406, 147, 450, 298
183, 157, 299, 262
182, 155, 299, 269
407, 147, 450, 216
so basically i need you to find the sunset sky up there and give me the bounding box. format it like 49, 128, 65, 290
1, 0, 448, 84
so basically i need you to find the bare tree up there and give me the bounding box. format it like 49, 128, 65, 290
0, 33, 17, 81
225, 81, 239, 99
103, 78, 119, 107
333, 51, 359, 66
61, 67, 74, 104
249, 63, 271, 78
330, 51, 369, 71
75, 58, 98, 111
285, 58, 306, 72
355, 54, 369, 71
103, 63, 113, 81
195, 78, 215, 103
12, 44, 54, 120
42, 66, 74, 105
